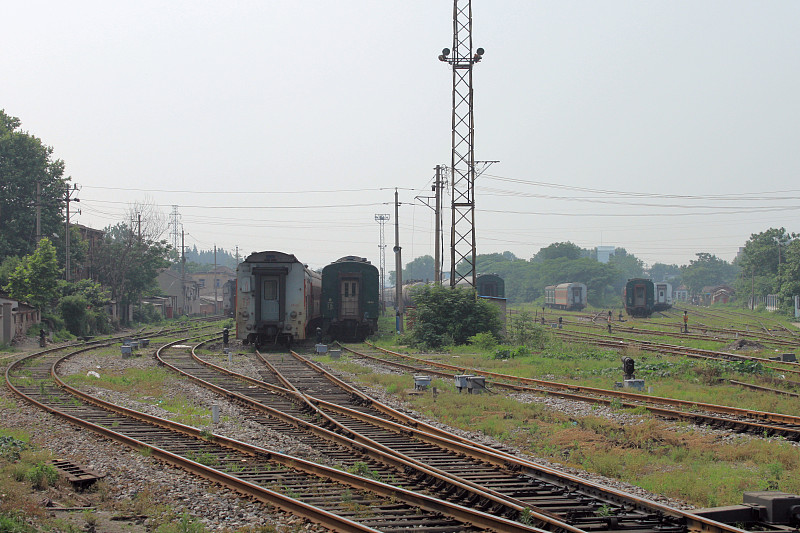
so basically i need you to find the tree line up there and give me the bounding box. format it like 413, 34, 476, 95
1, 110, 174, 340
393, 232, 799, 314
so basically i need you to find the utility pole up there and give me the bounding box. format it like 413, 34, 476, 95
36, 182, 41, 244
375, 214, 390, 311
394, 189, 404, 333
214, 245, 218, 315
64, 184, 80, 281
415, 165, 447, 285
235, 246, 239, 265
181, 228, 186, 316
439, 0, 484, 288
137, 212, 142, 244
434, 165, 443, 284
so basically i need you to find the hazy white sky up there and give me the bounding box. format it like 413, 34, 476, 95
4, 1, 799, 271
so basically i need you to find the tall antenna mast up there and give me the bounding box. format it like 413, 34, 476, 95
439, 0, 484, 288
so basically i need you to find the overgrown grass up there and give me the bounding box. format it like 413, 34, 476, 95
332, 329, 800, 508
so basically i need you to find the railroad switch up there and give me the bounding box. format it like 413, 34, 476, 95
695, 491, 800, 527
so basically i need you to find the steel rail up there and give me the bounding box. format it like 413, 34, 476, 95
276, 348, 753, 533
353, 343, 800, 440
12, 335, 546, 533
156, 339, 556, 529
360, 342, 800, 427
553, 329, 800, 377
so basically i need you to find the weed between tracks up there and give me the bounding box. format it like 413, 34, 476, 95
325, 334, 800, 508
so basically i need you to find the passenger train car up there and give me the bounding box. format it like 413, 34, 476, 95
653, 282, 673, 312
456, 273, 505, 299
385, 273, 506, 309
321, 256, 379, 341
544, 283, 587, 310
235, 251, 321, 347
222, 279, 236, 317
623, 278, 655, 317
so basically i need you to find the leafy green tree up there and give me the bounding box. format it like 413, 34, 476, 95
779, 239, 800, 311
60, 295, 89, 336
0, 110, 67, 261
60, 279, 112, 334
607, 248, 645, 288
403, 255, 435, 282
681, 253, 738, 295
95, 223, 171, 324
4, 238, 61, 310
734, 228, 794, 302
409, 285, 502, 348
647, 263, 681, 283
531, 242, 584, 263
0, 256, 21, 289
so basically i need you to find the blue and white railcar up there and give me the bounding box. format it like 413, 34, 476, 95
236, 251, 321, 347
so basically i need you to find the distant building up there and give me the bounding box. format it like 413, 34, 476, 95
700, 285, 735, 305
596, 246, 615, 264
74, 224, 105, 281
0, 293, 40, 344
673, 285, 689, 302
157, 270, 200, 316
188, 266, 235, 298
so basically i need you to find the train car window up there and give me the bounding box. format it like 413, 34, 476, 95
263, 280, 278, 300
344, 283, 349, 298
352, 282, 358, 296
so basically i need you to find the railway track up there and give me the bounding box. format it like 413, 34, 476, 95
552, 329, 800, 378
344, 343, 800, 441
160, 340, 764, 533
6, 333, 541, 532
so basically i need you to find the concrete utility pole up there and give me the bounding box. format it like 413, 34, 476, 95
375, 213, 390, 311
394, 189, 404, 333
64, 184, 80, 281
415, 166, 446, 285
439, 0, 483, 288
36, 182, 41, 244
181, 228, 186, 315
434, 165, 443, 285
214, 245, 218, 314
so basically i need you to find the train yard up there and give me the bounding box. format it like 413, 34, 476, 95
3, 306, 800, 532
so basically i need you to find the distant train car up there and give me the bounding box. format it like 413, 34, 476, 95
321, 256, 379, 341
222, 279, 236, 317
457, 273, 506, 298
653, 282, 673, 311
235, 251, 321, 347
383, 280, 427, 309
623, 278, 655, 317
544, 282, 587, 310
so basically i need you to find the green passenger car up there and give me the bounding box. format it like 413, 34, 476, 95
321, 256, 380, 341
623, 278, 655, 317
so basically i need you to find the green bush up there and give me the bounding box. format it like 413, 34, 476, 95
24, 462, 59, 489
469, 332, 498, 350
493, 345, 531, 360
0, 513, 34, 533
408, 285, 502, 349
134, 303, 163, 324
60, 295, 89, 336
0, 436, 29, 461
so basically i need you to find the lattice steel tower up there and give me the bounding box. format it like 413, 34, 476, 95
439, 0, 483, 288
168, 205, 181, 253
375, 214, 390, 310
